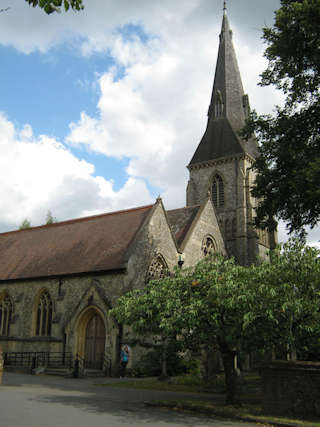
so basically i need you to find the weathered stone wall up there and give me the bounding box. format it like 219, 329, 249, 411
187, 155, 251, 264
0, 272, 125, 369
182, 199, 226, 268
260, 361, 320, 419
125, 201, 179, 288
0, 201, 181, 373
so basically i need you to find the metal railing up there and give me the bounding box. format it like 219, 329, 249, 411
4, 352, 73, 369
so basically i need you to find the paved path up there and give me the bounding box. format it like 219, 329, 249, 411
0, 372, 260, 427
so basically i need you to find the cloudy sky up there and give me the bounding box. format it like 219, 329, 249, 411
0, 0, 318, 245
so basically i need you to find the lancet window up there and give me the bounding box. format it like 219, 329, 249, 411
0, 294, 13, 336
212, 175, 225, 208
35, 290, 53, 337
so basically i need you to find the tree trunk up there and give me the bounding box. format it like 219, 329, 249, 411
159, 346, 168, 380
219, 341, 238, 405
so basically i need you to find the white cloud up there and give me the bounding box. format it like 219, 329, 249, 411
0, 113, 153, 231
1, 0, 318, 243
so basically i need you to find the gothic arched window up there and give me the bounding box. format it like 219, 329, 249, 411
0, 294, 13, 336
35, 290, 53, 337
201, 236, 216, 257
146, 255, 168, 282
212, 175, 224, 208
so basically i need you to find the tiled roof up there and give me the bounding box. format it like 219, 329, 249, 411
0, 205, 153, 281
167, 206, 200, 248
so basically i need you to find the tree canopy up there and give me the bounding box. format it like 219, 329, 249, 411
112, 240, 320, 403
25, 0, 84, 14
242, 0, 320, 235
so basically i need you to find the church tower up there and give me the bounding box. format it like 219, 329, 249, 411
186, 3, 276, 265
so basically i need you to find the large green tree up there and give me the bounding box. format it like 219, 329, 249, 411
26, 0, 84, 14
242, 0, 320, 235
112, 240, 320, 404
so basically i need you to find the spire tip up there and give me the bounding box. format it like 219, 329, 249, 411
223, 0, 227, 15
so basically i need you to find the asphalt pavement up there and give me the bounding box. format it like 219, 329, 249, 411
0, 372, 261, 427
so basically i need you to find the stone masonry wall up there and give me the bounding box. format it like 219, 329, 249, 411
182, 199, 226, 268
260, 361, 320, 419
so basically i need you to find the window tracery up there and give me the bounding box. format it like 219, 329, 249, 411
146, 255, 168, 282
35, 290, 53, 337
0, 294, 13, 336
201, 236, 216, 257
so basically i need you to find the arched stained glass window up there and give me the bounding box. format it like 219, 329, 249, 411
201, 236, 216, 257
0, 294, 13, 336
35, 290, 53, 337
212, 175, 224, 208
146, 255, 168, 282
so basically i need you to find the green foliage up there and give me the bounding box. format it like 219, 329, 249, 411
241, 0, 320, 234
25, 0, 84, 14
45, 210, 57, 225
132, 349, 187, 378
112, 240, 320, 401
19, 219, 31, 229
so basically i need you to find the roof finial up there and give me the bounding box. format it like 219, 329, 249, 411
223, 0, 227, 15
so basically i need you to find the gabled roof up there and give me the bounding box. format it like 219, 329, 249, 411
0, 205, 153, 282
189, 10, 258, 167
167, 205, 200, 248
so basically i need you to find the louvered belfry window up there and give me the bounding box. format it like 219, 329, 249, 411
35, 290, 53, 337
0, 294, 12, 336
212, 175, 224, 208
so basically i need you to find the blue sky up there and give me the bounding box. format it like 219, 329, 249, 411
0, 0, 318, 245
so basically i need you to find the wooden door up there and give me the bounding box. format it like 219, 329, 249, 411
84, 314, 106, 369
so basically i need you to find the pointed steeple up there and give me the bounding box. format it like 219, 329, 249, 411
189, 6, 257, 167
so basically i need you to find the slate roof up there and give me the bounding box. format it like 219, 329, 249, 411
189, 11, 258, 167
0, 204, 153, 282
167, 205, 200, 248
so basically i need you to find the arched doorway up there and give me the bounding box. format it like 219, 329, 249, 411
84, 313, 106, 369
76, 308, 106, 370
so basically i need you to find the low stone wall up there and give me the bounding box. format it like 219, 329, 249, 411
260, 360, 320, 419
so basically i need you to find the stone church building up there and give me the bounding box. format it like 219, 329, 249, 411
0, 7, 276, 374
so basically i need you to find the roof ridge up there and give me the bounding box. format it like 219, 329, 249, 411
167, 205, 201, 213
0, 204, 154, 237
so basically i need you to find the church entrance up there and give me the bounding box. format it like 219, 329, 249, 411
75, 308, 106, 371
84, 313, 106, 369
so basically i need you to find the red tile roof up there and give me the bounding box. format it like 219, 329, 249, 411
167, 206, 200, 248
0, 205, 153, 281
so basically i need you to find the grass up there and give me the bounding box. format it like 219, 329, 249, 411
147, 400, 320, 427
95, 373, 320, 426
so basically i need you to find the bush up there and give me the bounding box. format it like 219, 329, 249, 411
132, 348, 187, 377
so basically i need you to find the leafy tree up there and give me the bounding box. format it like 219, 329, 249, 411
112, 240, 320, 404
111, 274, 183, 379
19, 219, 31, 229
25, 0, 84, 14
45, 210, 57, 225
241, 0, 320, 235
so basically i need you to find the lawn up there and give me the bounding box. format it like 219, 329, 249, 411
96, 373, 320, 427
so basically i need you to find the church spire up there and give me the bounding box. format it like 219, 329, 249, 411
188, 6, 258, 166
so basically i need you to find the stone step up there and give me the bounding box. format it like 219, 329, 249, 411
45, 367, 72, 376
